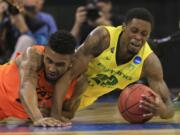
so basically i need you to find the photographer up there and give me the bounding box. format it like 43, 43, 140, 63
70, 0, 124, 45
0, 0, 24, 63
11, 0, 57, 60
0, 0, 50, 62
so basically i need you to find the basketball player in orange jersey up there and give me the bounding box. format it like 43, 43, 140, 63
0, 30, 79, 127
52, 8, 175, 120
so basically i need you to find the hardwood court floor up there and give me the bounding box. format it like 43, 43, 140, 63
0, 102, 180, 135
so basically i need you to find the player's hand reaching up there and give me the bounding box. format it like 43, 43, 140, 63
139, 90, 167, 118
33, 117, 72, 127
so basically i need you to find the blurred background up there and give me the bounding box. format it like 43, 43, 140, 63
45, 0, 180, 38
1, 0, 180, 91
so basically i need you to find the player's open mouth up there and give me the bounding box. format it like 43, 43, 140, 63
47, 73, 59, 79
129, 41, 141, 48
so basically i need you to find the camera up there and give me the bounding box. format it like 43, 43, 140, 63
4, 0, 20, 15
86, 6, 100, 21
8, 4, 20, 15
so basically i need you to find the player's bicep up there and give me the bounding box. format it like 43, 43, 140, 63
77, 26, 109, 58
70, 27, 110, 79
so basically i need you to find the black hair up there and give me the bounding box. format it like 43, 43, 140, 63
86, 0, 111, 4
124, 8, 154, 29
97, 0, 111, 3
48, 30, 76, 54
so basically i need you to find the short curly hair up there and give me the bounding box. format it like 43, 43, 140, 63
48, 30, 76, 54
125, 8, 154, 30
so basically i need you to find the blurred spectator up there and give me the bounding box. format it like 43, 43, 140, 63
6, 0, 24, 12
0, 0, 23, 63
23, 0, 57, 37
11, 0, 58, 60
21, 0, 52, 44
35, 0, 57, 35
71, 0, 124, 45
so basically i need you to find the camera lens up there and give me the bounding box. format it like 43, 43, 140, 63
87, 7, 100, 21
8, 4, 20, 15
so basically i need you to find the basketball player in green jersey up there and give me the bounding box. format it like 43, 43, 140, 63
51, 8, 174, 121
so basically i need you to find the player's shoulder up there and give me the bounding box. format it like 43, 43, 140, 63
95, 26, 109, 35
89, 26, 109, 40
144, 52, 161, 66
77, 26, 110, 56
89, 26, 110, 49
16, 47, 43, 68
23, 47, 43, 63
143, 52, 163, 77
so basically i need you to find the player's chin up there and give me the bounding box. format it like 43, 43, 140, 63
128, 49, 138, 55
128, 46, 140, 55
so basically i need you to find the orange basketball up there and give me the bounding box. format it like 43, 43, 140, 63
118, 83, 155, 123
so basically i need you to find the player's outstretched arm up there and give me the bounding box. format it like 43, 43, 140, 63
17, 48, 43, 122
142, 53, 174, 119
62, 75, 88, 119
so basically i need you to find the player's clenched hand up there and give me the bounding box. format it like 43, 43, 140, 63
139, 90, 167, 118
33, 117, 71, 127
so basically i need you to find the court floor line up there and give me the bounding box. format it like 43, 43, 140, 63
0, 129, 180, 135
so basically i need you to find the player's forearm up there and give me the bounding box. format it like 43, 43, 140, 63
51, 96, 63, 119
51, 90, 64, 119
61, 111, 75, 119
51, 76, 73, 119
159, 86, 175, 119
62, 99, 81, 119
61, 75, 87, 119
159, 101, 174, 119
20, 84, 43, 122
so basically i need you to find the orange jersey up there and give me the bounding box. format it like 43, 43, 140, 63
0, 45, 76, 119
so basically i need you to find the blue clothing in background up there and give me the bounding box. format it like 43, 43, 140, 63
36, 12, 58, 36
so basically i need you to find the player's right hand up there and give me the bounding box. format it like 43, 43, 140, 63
33, 117, 71, 127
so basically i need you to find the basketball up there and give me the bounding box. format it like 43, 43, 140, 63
118, 83, 155, 123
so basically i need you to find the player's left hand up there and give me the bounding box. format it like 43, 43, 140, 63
139, 90, 167, 118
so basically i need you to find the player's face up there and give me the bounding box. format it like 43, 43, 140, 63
43, 47, 72, 82
123, 18, 151, 55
